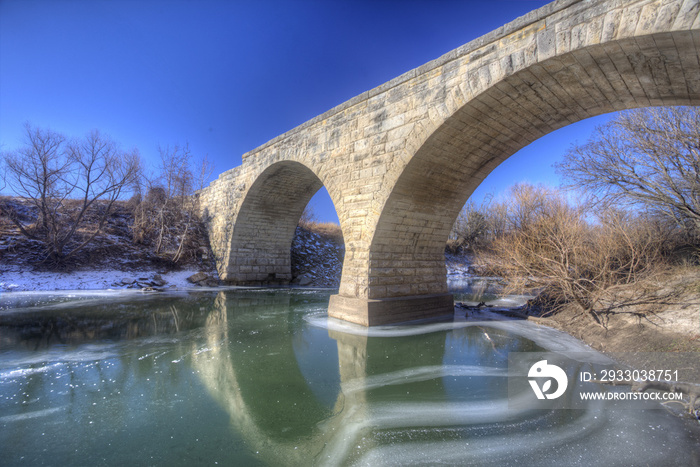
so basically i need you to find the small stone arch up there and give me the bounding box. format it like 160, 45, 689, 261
222, 160, 332, 284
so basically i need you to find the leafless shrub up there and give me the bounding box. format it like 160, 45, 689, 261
450, 199, 491, 253
475, 184, 677, 327
0, 124, 140, 267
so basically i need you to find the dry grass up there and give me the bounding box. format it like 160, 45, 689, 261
299, 220, 343, 243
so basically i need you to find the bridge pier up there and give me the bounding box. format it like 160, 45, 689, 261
327, 293, 454, 326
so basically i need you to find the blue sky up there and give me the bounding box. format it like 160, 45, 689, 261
0, 0, 615, 223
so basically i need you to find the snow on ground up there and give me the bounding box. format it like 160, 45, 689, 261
0, 264, 205, 292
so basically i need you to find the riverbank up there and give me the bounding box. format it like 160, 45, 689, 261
3, 255, 697, 358
528, 299, 700, 355
0, 224, 346, 292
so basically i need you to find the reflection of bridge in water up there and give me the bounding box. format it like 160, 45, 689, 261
191, 291, 452, 465
188, 290, 625, 466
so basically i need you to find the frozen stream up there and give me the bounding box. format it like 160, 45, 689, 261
1, 288, 699, 466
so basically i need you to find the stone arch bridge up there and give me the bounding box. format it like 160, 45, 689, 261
199, 0, 700, 326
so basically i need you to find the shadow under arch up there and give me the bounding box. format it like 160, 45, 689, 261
367, 31, 700, 304
223, 160, 338, 284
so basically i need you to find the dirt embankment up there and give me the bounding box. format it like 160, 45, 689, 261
533, 303, 700, 355
522, 272, 700, 385
0, 197, 214, 272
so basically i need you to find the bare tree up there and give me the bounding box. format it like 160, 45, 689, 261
557, 107, 700, 240
0, 155, 7, 193
1, 124, 141, 266
131, 143, 212, 263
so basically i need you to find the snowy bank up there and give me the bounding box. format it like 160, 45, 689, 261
0, 265, 207, 292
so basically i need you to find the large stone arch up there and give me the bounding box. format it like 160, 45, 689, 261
330, 27, 700, 325
221, 160, 332, 284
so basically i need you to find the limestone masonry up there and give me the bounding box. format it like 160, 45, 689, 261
199, 0, 700, 325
